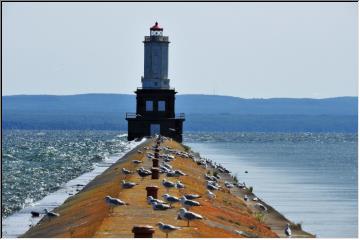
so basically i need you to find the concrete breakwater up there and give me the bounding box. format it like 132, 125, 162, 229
22, 138, 314, 238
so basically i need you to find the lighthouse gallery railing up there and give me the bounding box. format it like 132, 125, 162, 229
125, 112, 185, 119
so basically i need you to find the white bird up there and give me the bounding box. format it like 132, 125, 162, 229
235, 230, 257, 238
137, 167, 152, 179
132, 160, 142, 164
163, 163, 173, 170
174, 170, 186, 176
285, 223, 292, 237
147, 196, 165, 205
121, 180, 137, 189
137, 150, 143, 154
166, 170, 186, 178
206, 190, 216, 200
151, 201, 171, 211
207, 183, 219, 191
179, 196, 201, 209
122, 168, 132, 175
44, 209, 59, 218
162, 179, 176, 192
183, 194, 201, 200
104, 196, 127, 213
224, 182, 235, 189
255, 203, 268, 211
162, 194, 179, 206
252, 197, 259, 201
244, 195, 249, 201
176, 181, 185, 189
204, 174, 217, 182
156, 222, 181, 238
177, 208, 203, 227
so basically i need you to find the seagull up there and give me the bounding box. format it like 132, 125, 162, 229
207, 180, 221, 188
179, 196, 200, 209
122, 168, 132, 175
166, 170, 186, 178
137, 150, 143, 154
162, 179, 176, 192
151, 201, 171, 211
176, 181, 185, 189
137, 167, 152, 179
160, 165, 171, 173
183, 194, 201, 200
166, 171, 178, 177
174, 170, 186, 176
132, 160, 142, 164
156, 222, 181, 238
177, 208, 203, 227
162, 194, 179, 206
207, 183, 219, 191
204, 174, 217, 182
224, 182, 235, 189
163, 163, 173, 170
147, 196, 165, 205
255, 203, 268, 211
206, 190, 216, 200
244, 195, 249, 201
252, 197, 259, 201
44, 209, 60, 218
104, 196, 127, 213
121, 180, 137, 189
285, 223, 292, 237
234, 230, 257, 238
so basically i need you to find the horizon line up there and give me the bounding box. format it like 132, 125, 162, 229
2, 92, 358, 100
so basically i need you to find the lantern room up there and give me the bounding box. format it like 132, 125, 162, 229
150, 22, 163, 36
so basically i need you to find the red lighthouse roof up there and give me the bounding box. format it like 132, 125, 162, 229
150, 22, 163, 31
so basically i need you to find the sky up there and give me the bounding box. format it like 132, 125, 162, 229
2, 2, 358, 98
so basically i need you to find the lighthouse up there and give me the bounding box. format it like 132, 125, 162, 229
126, 22, 185, 142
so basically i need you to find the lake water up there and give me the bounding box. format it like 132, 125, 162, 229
184, 132, 358, 238
2, 130, 357, 238
2, 130, 146, 237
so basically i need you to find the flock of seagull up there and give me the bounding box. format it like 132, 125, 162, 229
106, 139, 208, 237
32, 135, 293, 238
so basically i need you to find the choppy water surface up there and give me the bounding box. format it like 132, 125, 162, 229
2, 130, 131, 218
184, 132, 358, 238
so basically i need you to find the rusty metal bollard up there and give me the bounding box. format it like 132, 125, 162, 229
152, 158, 159, 167
132, 225, 155, 238
146, 186, 159, 199
151, 167, 160, 179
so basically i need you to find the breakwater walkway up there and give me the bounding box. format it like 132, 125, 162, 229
22, 138, 314, 238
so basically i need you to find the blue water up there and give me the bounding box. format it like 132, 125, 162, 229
2, 130, 131, 218
2, 131, 357, 238
184, 132, 358, 238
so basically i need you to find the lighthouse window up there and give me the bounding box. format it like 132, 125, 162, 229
146, 100, 153, 111
158, 101, 166, 111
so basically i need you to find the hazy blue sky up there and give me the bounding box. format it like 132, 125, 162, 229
3, 2, 358, 98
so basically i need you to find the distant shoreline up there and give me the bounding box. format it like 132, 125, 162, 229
3, 94, 357, 132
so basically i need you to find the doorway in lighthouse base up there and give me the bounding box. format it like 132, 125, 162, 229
150, 124, 161, 136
